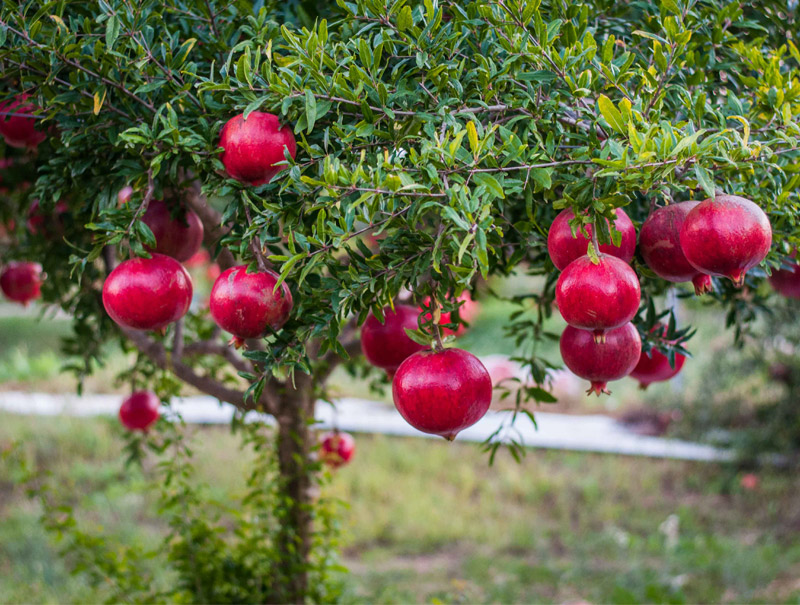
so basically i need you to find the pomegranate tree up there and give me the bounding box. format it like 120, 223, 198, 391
392, 347, 492, 440
219, 111, 297, 186
680, 194, 772, 287
639, 202, 713, 295
555, 254, 641, 342
141, 200, 204, 262
119, 391, 161, 431
209, 265, 293, 347
560, 323, 642, 395
547, 208, 637, 270
0, 261, 42, 305
360, 304, 426, 376
102, 254, 193, 331
319, 431, 356, 468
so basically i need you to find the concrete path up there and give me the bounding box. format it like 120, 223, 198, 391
0, 391, 731, 462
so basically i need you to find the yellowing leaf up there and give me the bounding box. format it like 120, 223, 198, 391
466, 121, 479, 157
729, 115, 750, 148
93, 89, 107, 115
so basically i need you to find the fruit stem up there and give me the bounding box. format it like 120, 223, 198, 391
430, 292, 445, 353
590, 219, 601, 258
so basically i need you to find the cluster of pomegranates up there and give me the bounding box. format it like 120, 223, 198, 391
550, 194, 773, 395
359, 295, 491, 441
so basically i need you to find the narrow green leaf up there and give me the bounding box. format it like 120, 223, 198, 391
597, 94, 625, 134
305, 89, 317, 133
694, 164, 716, 200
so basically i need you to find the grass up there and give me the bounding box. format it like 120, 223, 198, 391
1, 412, 799, 604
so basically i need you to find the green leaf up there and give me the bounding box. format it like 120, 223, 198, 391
397, 6, 413, 31
274, 253, 304, 291
105, 14, 119, 50
473, 173, 505, 199
597, 94, 625, 134
694, 164, 716, 201
305, 89, 317, 133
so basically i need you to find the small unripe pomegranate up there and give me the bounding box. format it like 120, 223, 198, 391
319, 431, 355, 468
547, 208, 636, 271
0, 261, 43, 305
555, 254, 641, 342
103, 254, 193, 331
0, 95, 46, 149
119, 391, 160, 431
680, 194, 772, 287
639, 202, 712, 295
141, 200, 204, 262
209, 265, 293, 347
392, 347, 492, 440
560, 323, 642, 396
219, 112, 297, 186
361, 304, 426, 376
27, 199, 69, 235
769, 252, 800, 299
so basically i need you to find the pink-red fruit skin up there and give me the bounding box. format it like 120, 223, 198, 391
0, 96, 46, 149
141, 200, 204, 262
630, 348, 686, 389
319, 431, 355, 468
680, 195, 772, 287
119, 391, 160, 431
769, 253, 800, 299
560, 323, 642, 396
360, 304, 426, 375
219, 112, 297, 186
0, 261, 42, 305
209, 266, 293, 345
555, 254, 641, 342
639, 202, 713, 295
547, 208, 636, 271
103, 254, 193, 331
392, 348, 493, 440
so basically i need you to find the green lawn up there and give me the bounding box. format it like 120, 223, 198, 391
1, 412, 798, 604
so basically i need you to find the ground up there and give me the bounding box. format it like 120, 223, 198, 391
1, 413, 799, 604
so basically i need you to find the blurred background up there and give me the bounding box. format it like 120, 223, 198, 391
1, 268, 800, 603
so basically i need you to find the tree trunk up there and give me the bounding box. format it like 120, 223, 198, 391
275, 373, 316, 603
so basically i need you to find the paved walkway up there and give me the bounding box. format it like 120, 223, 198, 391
0, 391, 730, 462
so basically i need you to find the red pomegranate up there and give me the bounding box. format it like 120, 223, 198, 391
219, 111, 297, 186
547, 208, 636, 271
360, 304, 426, 376
392, 347, 493, 440
629, 325, 686, 389
560, 323, 642, 395
103, 254, 193, 331
319, 431, 355, 468
0, 95, 46, 149
680, 194, 772, 287
769, 252, 800, 299
27, 199, 69, 235
555, 254, 641, 342
639, 202, 713, 295
209, 265, 293, 347
119, 391, 160, 431
141, 200, 204, 262
0, 261, 43, 305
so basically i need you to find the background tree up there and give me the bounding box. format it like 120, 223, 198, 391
1, 0, 799, 601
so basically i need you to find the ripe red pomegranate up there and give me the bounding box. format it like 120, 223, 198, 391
27, 199, 69, 235
547, 208, 636, 271
639, 202, 713, 295
119, 391, 160, 431
0, 95, 46, 149
209, 265, 293, 346
680, 194, 772, 287
769, 252, 800, 299
0, 261, 43, 305
393, 347, 492, 440
219, 112, 297, 186
560, 323, 642, 395
555, 254, 641, 342
319, 431, 355, 468
141, 200, 204, 262
629, 325, 687, 389
103, 254, 193, 331
361, 304, 426, 376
